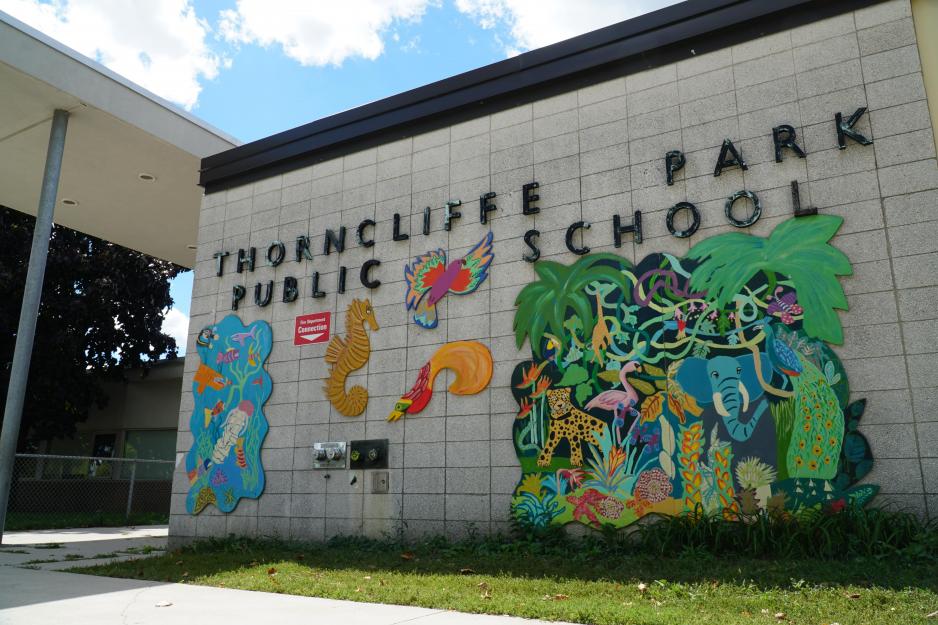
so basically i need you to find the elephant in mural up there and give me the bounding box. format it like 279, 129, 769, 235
507, 216, 879, 530
674, 354, 769, 443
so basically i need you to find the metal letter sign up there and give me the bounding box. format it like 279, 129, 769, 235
294, 312, 331, 346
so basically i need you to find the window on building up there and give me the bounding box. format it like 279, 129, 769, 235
123, 429, 175, 479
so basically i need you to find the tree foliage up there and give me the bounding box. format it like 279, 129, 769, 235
0, 206, 183, 448
687, 215, 851, 344
513, 254, 632, 357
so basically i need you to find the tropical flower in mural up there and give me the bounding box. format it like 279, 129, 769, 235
509, 215, 878, 530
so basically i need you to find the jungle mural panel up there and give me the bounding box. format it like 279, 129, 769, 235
186, 315, 272, 514
510, 215, 877, 529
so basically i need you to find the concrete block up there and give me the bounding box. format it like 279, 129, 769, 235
879, 159, 938, 197
793, 33, 859, 74
908, 353, 938, 388
858, 17, 916, 56
733, 31, 791, 64
894, 253, 938, 289
866, 73, 926, 110
403, 494, 444, 520
912, 386, 938, 422
446, 467, 490, 494
917, 422, 938, 457
791, 12, 854, 47
445, 494, 490, 521
854, 0, 912, 30
734, 51, 794, 89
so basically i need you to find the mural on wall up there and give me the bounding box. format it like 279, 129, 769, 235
324, 299, 379, 416
404, 231, 494, 328
388, 341, 493, 421
509, 215, 877, 529
186, 316, 272, 514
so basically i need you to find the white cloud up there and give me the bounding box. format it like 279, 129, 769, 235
218, 0, 434, 67
0, 0, 223, 109
455, 0, 681, 55
162, 307, 190, 356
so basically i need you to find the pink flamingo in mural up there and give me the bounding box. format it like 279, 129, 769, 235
585, 360, 642, 443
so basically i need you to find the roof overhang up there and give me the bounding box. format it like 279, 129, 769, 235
0, 11, 239, 268
199, 0, 886, 194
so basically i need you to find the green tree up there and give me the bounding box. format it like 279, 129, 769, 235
0, 206, 183, 448
687, 215, 851, 344
514, 253, 631, 357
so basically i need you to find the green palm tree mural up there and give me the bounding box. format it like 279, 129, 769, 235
686, 215, 852, 344
514, 253, 632, 357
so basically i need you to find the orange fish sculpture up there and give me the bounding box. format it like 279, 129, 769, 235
387, 341, 493, 421
193, 363, 229, 394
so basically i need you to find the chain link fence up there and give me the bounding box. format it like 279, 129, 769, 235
5, 453, 174, 530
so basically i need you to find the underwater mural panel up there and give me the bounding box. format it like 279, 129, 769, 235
186, 316, 272, 514
509, 215, 877, 529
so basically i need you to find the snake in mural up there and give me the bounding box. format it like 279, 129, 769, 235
324, 299, 379, 416
510, 215, 878, 529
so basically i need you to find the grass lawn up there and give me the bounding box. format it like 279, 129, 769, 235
75, 537, 938, 625
5, 511, 168, 531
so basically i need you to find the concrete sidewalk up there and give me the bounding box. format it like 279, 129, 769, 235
0, 566, 579, 625
0, 525, 167, 570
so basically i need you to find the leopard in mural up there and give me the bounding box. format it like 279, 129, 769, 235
538, 387, 607, 467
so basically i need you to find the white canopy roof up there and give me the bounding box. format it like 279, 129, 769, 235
0, 11, 238, 268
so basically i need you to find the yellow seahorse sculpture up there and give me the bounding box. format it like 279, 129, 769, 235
324, 299, 379, 416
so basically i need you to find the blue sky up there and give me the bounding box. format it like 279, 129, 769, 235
1, 0, 678, 354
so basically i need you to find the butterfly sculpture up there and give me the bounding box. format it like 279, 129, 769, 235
404, 231, 494, 328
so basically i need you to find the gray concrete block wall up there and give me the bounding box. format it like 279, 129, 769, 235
170, 0, 938, 544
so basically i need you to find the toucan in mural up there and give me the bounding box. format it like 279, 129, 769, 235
510, 215, 877, 529
186, 316, 272, 514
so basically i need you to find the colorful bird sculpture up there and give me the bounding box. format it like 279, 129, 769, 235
387, 341, 493, 421
404, 232, 494, 328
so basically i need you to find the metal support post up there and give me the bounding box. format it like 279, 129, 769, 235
0, 109, 69, 542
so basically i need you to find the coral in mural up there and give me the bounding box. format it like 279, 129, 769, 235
404, 231, 494, 328
387, 341, 493, 421
509, 215, 878, 529
324, 299, 379, 416
186, 316, 272, 514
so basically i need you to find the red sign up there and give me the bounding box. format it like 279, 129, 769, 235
294, 312, 331, 346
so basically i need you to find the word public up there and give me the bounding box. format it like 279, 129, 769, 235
214, 109, 872, 310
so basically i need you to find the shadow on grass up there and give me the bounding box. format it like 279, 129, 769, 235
79, 531, 938, 594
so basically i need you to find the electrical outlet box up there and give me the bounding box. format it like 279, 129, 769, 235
371, 471, 390, 494
349, 439, 388, 470
312, 441, 347, 469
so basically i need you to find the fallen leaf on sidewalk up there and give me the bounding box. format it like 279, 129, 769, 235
155, 601, 172, 608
